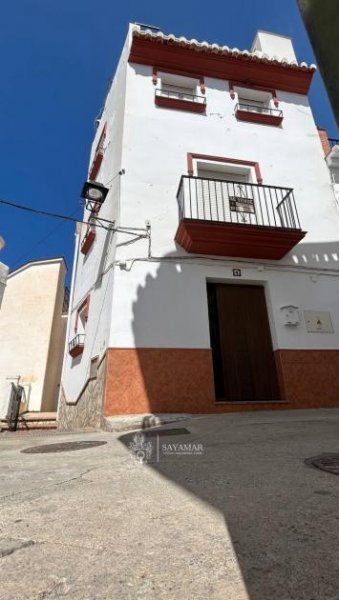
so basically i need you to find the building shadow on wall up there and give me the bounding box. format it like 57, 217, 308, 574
290, 240, 339, 269
118, 241, 339, 599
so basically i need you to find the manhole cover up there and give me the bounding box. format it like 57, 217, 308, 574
141, 428, 190, 437
21, 441, 107, 454
305, 453, 339, 475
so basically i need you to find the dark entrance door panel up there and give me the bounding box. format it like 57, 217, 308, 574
207, 283, 280, 402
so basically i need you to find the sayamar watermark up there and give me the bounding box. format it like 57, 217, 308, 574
128, 433, 204, 464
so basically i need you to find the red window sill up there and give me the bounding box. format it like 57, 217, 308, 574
155, 95, 206, 114
89, 151, 104, 180
81, 229, 96, 255
235, 109, 283, 126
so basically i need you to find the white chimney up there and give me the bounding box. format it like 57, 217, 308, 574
251, 30, 297, 62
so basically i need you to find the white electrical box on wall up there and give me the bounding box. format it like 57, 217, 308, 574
280, 305, 300, 326
304, 310, 334, 333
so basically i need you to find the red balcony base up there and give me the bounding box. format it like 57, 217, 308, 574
155, 95, 206, 113
175, 219, 306, 260
235, 109, 283, 126
69, 344, 84, 358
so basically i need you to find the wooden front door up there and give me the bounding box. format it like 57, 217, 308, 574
207, 283, 280, 402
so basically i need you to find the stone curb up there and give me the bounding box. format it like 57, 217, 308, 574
102, 413, 192, 432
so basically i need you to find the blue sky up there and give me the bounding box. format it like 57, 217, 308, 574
0, 0, 337, 283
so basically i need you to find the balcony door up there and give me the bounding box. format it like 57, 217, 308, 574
195, 165, 255, 225
207, 283, 280, 402
197, 168, 249, 183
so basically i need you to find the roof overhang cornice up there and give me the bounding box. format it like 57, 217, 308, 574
129, 29, 316, 95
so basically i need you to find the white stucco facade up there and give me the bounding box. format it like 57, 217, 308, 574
60, 24, 339, 421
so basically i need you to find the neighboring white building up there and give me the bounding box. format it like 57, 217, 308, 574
59, 24, 339, 430
322, 132, 339, 205
0, 236, 8, 308
0, 263, 8, 309
0, 258, 68, 418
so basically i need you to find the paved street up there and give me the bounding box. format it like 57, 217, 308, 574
1, 409, 339, 599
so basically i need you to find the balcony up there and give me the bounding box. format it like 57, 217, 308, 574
235, 102, 283, 126
155, 88, 206, 113
175, 176, 306, 259
69, 334, 85, 358
326, 138, 339, 168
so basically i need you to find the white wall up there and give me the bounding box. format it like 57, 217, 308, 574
108, 42, 339, 352
119, 62, 339, 256
61, 30, 131, 403
109, 259, 339, 351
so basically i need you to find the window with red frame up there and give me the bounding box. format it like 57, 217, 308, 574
75, 296, 90, 335
89, 124, 107, 181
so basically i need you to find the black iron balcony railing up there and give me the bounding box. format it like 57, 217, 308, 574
328, 138, 339, 149
68, 333, 85, 356
177, 176, 302, 230
155, 88, 206, 105
235, 102, 283, 118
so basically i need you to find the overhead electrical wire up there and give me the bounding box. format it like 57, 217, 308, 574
0, 197, 147, 238
11, 206, 82, 269
0, 197, 90, 226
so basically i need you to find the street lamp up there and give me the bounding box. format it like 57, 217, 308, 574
81, 181, 109, 204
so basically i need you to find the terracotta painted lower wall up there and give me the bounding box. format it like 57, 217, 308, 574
104, 348, 215, 415
275, 350, 339, 408
104, 348, 339, 415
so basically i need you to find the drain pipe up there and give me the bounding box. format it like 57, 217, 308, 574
57, 224, 81, 416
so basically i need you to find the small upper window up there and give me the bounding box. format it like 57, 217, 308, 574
155, 73, 206, 113
234, 86, 283, 126
161, 83, 195, 101
236, 87, 271, 115
238, 97, 268, 113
